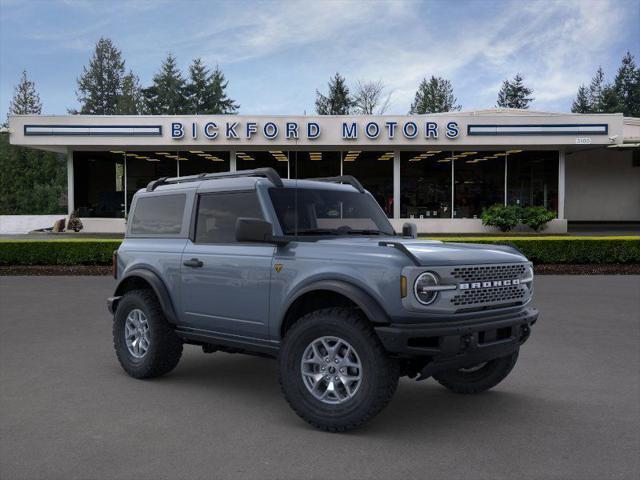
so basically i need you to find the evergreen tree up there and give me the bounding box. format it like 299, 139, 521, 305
571, 85, 591, 113
143, 53, 188, 114
75, 37, 126, 114
116, 71, 144, 114
613, 51, 640, 117
1, 72, 65, 214
185, 59, 239, 114
409, 76, 460, 114
315, 73, 353, 115
587, 67, 607, 112
8, 70, 42, 116
496, 73, 534, 109
207, 65, 239, 114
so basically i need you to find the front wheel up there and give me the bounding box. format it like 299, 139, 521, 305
278, 308, 399, 432
433, 350, 519, 394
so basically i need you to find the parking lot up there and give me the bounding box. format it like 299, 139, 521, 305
1, 275, 638, 480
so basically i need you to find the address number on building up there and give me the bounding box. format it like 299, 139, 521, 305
576, 137, 592, 144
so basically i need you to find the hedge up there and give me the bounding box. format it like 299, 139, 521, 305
0, 237, 638, 265
420, 236, 640, 264
0, 239, 121, 265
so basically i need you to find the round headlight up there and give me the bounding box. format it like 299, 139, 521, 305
414, 272, 439, 305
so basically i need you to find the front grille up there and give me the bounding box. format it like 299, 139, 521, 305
451, 264, 527, 283
451, 284, 527, 307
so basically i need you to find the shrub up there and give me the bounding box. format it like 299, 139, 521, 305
421, 237, 640, 264
521, 206, 556, 232
481, 205, 520, 232
0, 240, 121, 265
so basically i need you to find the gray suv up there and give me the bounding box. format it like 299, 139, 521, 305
108, 167, 537, 432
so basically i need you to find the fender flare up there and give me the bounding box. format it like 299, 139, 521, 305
283, 279, 390, 326
113, 269, 178, 324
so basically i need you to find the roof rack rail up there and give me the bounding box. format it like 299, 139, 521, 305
146, 167, 283, 192
305, 175, 365, 193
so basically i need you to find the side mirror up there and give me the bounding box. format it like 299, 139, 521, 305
401, 222, 418, 239
235, 218, 274, 243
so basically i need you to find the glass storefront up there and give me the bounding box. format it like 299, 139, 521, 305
342, 151, 394, 217
73, 149, 558, 220
453, 151, 505, 219
507, 150, 558, 212
401, 150, 452, 218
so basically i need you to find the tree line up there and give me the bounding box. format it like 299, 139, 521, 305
1, 37, 638, 216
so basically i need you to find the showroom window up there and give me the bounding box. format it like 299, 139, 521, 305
453, 151, 505, 219
507, 150, 558, 212
342, 150, 394, 217
401, 150, 452, 218
236, 151, 289, 179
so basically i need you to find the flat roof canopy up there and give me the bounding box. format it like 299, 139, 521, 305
7, 109, 631, 153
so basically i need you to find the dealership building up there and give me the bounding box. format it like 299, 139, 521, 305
6, 109, 640, 233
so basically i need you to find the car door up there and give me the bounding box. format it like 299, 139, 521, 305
180, 190, 275, 339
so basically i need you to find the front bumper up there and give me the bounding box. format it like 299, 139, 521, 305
375, 307, 537, 376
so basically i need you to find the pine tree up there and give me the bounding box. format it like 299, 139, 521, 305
409, 76, 460, 114
496, 74, 534, 109
116, 71, 144, 114
75, 37, 126, 114
207, 65, 239, 114
143, 53, 188, 114
613, 51, 640, 117
571, 85, 591, 113
315, 73, 353, 115
185, 60, 239, 114
8, 70, 42, 116
587, 67, 607, 112
186, 58, 209, 114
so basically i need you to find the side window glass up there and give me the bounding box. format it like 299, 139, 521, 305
130, 194, 186, 235
195, 192, 263, 244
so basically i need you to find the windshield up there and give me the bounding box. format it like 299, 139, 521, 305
269, 188, 396, 236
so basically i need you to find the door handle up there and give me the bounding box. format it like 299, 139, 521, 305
183, 258, 203, 268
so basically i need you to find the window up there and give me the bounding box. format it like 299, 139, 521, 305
342, 151, 394, 217
401, 151, 452, 218
129, 194, 186, 235
454, 151, 505, 218
507, 150, 558, 211
195, 192, 263, 243
236, 151, 289, 179
269, 188, 395, 236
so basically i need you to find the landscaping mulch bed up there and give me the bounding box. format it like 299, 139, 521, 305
0, 265, 112, 276
1, 264, 639, 276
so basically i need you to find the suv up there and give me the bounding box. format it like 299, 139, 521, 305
108, 167, 537, 432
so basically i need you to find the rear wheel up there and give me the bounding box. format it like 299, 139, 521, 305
433, 349, 519, 394
278, 308, 399, 432
113, 289, 183, 379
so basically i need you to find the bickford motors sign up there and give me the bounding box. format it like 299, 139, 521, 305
171, 119, 461, 141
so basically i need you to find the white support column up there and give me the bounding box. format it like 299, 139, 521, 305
558, 149, 566, 219
229, 150, 236, 172
66, 149, 74, 216
451, 155, 455, 218
393, 150, 401, 219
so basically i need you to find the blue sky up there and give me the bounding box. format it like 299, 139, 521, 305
1, 0, 638, 117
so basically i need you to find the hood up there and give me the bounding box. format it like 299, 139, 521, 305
397, 239, 527, 266
312, 236, 527, 266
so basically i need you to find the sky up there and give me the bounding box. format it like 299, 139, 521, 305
0, 0, 638, 117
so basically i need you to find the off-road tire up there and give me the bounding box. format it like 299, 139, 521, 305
433, 349, 519, 394
113, 289, 183, 379
278, 307, 399, 432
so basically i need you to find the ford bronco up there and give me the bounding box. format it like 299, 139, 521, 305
108, 167, 537, 432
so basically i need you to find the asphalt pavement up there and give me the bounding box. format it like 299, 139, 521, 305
1, 275, 638, 480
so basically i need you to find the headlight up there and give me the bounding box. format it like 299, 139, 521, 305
414, 272, 440, 305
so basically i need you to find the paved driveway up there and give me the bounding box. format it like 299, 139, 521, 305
1, 276, 638, 480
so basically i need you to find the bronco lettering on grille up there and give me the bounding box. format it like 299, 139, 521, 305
459, 279, 521, 290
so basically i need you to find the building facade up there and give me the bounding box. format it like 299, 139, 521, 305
7, 109, 640, 233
